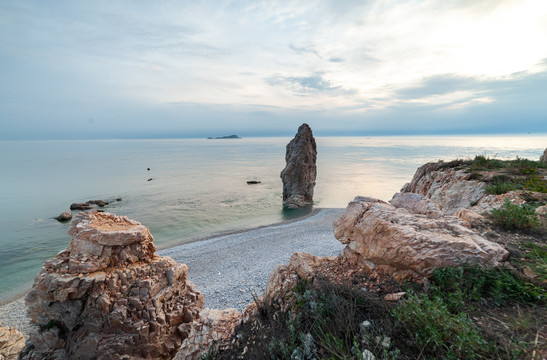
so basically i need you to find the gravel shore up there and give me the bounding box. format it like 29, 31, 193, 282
0, 208, 345, 337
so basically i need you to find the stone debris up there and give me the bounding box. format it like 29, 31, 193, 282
333, 196, 509, 280
21, 211, 203, 360
280, 123, 317, 209
0, 316, 25, 360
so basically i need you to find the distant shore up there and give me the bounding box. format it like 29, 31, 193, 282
0, 208, 345, 337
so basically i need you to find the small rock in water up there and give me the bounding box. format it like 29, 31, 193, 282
88, 199, 108, 207
70, 202, 92, 210
246, 181, 261, 184
116, 198, 122, 201
147, 167, 150, 171
55, 211, 73, 222
148, 178, 153, 181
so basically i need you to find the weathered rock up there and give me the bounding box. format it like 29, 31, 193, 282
389, 192, 443, 218
175, 308, 240, 360
70, 202, 92, 210
540, 148, 547, 163
55, 212, 72, 222
333, 197, 509, 280
22, 211, 203, 360
0, 317, 25, 360
401, 162, 485, 215
280, 124, 317, 209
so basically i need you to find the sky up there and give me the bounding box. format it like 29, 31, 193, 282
1, 0, 546, 139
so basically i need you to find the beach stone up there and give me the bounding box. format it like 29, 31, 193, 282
401, 162, 485, 215
55, 211, 72, 222
0, 316, 25, 360
22, 211, 203, 360
333, 196, 509, 280
280, 123, 317, 209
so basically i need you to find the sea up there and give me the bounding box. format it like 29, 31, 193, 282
1, 135, 546, 303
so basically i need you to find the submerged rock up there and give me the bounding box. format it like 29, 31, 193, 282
22, 211, 203, 360
333, 196, 509, 280
0, 316, 25, 360
280, 124, 317, 209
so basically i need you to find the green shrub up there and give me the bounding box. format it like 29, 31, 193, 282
468, 155, 504, 171
485, 182, 522, 195
490, 200, 539, 230
392, 292, 487, 359
524, 175, 547, 193
432, 266, 546, 306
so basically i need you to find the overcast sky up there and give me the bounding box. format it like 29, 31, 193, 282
1, 0, 546, 139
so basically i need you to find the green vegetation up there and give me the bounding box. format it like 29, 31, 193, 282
490, 200, 540, 231
205, 265, 546, 359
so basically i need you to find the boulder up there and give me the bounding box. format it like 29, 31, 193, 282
280, 124, 317, 209
55, 211, 72, 222
389, 192, 443, 218
401, 162, 485, 215
540, 148, 547, 163
333, 197, 509, 280
0, 317, 25, 360
22, 211, 203, 360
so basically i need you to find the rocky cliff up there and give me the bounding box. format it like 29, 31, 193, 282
21, 211, 203, 360
280, 123, 317, 208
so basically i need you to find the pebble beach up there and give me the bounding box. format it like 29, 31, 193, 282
0, 208, 345, 337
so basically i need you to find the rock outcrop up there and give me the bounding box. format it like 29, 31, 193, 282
540, 148, 547, 163
333, 196, 509, 280
280, 124, 317, 208
401, 162, 485, 215
22, 211, 203, 360
0, 317, 25, 360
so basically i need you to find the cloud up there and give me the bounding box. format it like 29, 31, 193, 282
266, 73, 356, 96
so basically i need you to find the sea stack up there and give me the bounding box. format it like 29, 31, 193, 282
22, 211, 203, 360
280, 123, 317, 209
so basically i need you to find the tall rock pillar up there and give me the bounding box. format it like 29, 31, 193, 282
280, 123, 317, 209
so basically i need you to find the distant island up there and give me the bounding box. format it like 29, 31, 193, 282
207, 135, 241, 139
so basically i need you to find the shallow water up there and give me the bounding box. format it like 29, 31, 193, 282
0, 134, 545, 302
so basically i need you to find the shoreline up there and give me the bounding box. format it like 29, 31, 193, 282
0, 207, 326, 307
0, 207, 345, 335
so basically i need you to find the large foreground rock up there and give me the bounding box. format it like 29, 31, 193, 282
333, 196, 509, 280
541, 147, 547, 163
0, 317, 25, 360
22, 211, 203, 360
280, 123, 317, 208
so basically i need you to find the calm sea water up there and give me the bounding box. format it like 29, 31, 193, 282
1, 135, 546, 302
